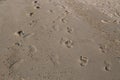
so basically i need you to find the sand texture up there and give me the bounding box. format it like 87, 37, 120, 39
0, 0, 120, 80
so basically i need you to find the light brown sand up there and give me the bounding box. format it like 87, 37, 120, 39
0, 0, 120, 80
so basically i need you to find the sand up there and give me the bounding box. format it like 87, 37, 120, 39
0, 0, 120, 80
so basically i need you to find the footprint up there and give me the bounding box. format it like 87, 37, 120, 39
64, 40, 73, 48
60, 38, 73, 48
103, 61, 112, 72
104, 66, 111, 72
60, 18, 67, 23
64, 10, 70, 15
78, 56, 89, 67
14, 42, 22, 47
27, 12, 34, 17
98, 44, 107, 53
32, 0, 40, 10
29, 19, 38, 26
14, 31, 34, 38
14, 30, 25, 37
34, 5, 40, 9
66, 26, 73, 34
32, 0, 39, 4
